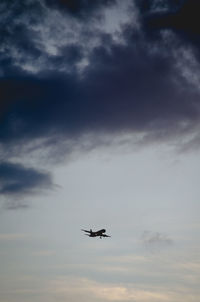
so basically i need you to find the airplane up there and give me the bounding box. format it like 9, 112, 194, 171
81, 228, 111, 239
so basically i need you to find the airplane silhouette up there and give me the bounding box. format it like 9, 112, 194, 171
81, 228, 111, 239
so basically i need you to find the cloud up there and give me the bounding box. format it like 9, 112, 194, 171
47, 277, 171, 302
1, 0, 200, 203
44, 0, 116, 19
1, 33, 200, 157
138, 0, 200, 48
0, 1, 45, 74
0, 161, 54, 209
32, 250, 56, 256
1, 0, 199, 152
142, 231, 173, 250
0, 233, 28, 240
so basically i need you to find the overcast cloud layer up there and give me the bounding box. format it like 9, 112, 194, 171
1, 0, 200, 202
0, 3, 200, 302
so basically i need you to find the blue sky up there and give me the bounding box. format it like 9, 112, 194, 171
0, 1, 200, 301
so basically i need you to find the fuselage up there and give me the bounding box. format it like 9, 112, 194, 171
91, 229, 106, 236
82, 228, 110, 238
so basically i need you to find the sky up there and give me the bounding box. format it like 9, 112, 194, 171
0, 0, 200, 301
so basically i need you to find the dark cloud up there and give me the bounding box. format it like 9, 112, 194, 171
83, 34, 199, 134
137, 0, 200, 49
0, 74, 83, 145
44, 0, 116, 18
0, 161, 54, 198
0, 0, 200, 204
0, 0, 45, 77
134, 0, 182, 14
49, 44, 84, 74
1, 30, 199, 153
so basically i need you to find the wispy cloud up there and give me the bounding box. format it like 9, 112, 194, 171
46, 276, 199, 302
32, 250, 56, 256
47, 277, 170, 301
0, 233, 28, 240
142, 231, 173, 250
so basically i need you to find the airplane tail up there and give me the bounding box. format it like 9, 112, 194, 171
90, 229, 92, 233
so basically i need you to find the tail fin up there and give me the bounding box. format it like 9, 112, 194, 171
90, 229, 92, 233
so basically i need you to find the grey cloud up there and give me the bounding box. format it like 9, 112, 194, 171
0, 161, 54, 197
3, 201, 29, 211
142, 231, 173, 250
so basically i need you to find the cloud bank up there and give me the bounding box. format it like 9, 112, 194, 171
1, 0, 200, 203
0, 161, 54, 209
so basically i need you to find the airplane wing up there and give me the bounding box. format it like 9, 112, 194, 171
101, 234, 111, 237
81, 229, 91, 233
